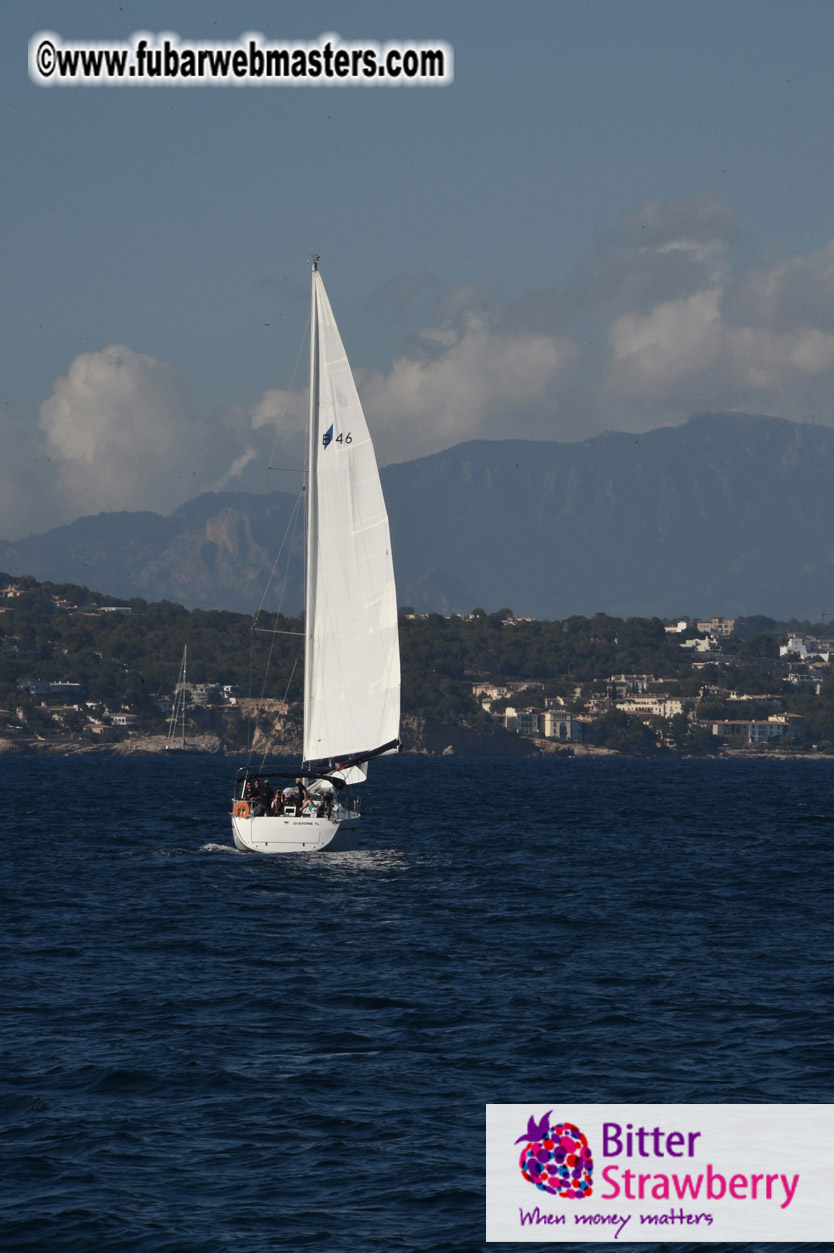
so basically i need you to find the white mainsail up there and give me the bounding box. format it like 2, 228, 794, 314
302, 268, 400, 776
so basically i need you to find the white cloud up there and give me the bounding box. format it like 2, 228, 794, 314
251, 388, 303, 433
35, 345, 263, 523
203, 447, 259, 493
356, 315, 578, 462
607, 289, 723, 396
39, 345, 200, 515
8, 193, 834, 542
727, 325, 834, 390
239, 310, 578, 467
225, 209, 834, 469
596, 212, 834, 424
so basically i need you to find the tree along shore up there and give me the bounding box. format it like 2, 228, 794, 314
2, 575, 834, 758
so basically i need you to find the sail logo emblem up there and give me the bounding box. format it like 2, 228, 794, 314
516, 1113, 594, 1199
321, 426, 352, 450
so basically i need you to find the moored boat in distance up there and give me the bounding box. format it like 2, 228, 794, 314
231, 259, 401, 853
165, 645, 196, 751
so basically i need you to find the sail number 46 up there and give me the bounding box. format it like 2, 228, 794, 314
323, 429, 353, 448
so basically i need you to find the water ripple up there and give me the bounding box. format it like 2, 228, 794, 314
2, 754, 833, 1250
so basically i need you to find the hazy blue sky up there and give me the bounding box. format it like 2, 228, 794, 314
4, 0, 834, 537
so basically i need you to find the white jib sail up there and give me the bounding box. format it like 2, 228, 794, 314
302, 270, 400, 776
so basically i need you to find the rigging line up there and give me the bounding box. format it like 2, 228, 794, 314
272, 493, 305, 620
255, 642, 298, 774
259, 652, 299, 773
264, 309, 312, 492
255, 495, 304, 717
246, 616, 284, 776
245, 489, 305, 773
246, 515, 298, 769
246, 617, 294, 774
245, 621, 257, 775
253, 489, 304, 621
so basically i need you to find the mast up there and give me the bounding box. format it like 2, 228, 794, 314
302, 258, 319, 741
166, 644, 188, 750
181, 645, 187, 750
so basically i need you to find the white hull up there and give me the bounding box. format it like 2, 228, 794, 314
231, 812, 357, 854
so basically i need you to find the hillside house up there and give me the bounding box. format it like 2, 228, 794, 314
726, 692, 784, 708
780, 636, 831, 662
608, 674, 654, 699
472, 681, 544, 701
16, 679, 84, 699
705, 714, 804, 744
176, 682, 238, 707
540, 710, 588, 741
697, 616, 736, 637
615, 696, 685, 718
503, 707, 539, 734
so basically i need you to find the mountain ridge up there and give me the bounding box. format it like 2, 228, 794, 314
3, 412, 833, 619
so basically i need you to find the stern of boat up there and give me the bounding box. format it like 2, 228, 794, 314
231, 812, 345, 854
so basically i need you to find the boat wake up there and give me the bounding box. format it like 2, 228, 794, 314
317, 848, 408, 873
200, 842, 244, 854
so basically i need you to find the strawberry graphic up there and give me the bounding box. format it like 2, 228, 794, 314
517, 1116, 593, 1199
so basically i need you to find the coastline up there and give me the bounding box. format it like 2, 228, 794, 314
0, 729, 830, 762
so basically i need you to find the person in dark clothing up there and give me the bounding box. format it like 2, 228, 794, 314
247, 778, 268, 817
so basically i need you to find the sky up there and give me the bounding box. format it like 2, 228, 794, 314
4, 0, 834, 539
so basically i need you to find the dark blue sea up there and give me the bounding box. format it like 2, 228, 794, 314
2, 753, 833, 1252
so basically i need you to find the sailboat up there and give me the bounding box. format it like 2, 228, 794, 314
165, 645, 191, 751
231, 260, 401, 853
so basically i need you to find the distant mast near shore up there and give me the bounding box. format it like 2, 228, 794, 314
165, 646, 190, 751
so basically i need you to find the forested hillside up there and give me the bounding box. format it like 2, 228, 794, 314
2, 575, 834, 754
